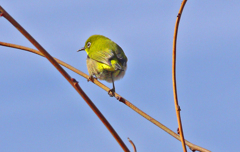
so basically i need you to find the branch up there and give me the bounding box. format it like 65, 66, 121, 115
172, 0, 188, 151
0, 6, 130, 152
128, 138, 137, 152
0, 42, 211, 152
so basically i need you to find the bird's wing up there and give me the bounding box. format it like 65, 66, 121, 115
113, 45, 128, 68
114, 46, 124, 60
88, 49, 114, 66
89, 47, 126, 71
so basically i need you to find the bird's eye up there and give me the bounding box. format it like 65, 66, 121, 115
87, 42, 91, 48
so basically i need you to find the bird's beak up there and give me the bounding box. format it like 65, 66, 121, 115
77, 47, 85, 52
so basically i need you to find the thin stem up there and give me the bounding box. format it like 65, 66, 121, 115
172, 0, 188, 152
128, 138, 137, 152
0, 42, 211, 152
0, 6, 130, 152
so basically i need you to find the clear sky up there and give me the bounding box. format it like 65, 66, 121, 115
0, 1, 240, 152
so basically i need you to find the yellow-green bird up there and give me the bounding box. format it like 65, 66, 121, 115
78, 35, 128, 96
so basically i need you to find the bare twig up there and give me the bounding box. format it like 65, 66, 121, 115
128, 138, 137, 152
0, 42, 211, 152
172, 0, 188, 152
0, 6, 130, 152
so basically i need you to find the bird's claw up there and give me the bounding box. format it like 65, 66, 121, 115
108, 88, 115, 97
87, 76, 97, 82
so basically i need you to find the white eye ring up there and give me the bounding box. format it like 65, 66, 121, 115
87, 42, 91, 48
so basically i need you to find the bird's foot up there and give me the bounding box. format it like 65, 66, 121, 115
87, 76, 97, 82
108, 88, 115, 97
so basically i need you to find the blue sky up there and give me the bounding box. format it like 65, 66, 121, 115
0, 1, 240, 151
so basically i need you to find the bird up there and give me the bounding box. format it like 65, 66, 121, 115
78, 35, 128, 97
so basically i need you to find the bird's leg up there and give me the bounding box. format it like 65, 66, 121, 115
108, 73, 115, 97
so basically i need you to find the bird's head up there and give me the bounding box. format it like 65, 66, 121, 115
77, 35, 109, 55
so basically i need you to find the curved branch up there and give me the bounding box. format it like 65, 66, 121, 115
172, 0, 188, 151
0, 42, 210, 152
128, 138, 137, 152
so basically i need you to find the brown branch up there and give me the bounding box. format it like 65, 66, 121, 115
128, 138, 137, 152
172, 0, 188, 152
0, 42, 211, 152
0, 6, 130, 152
